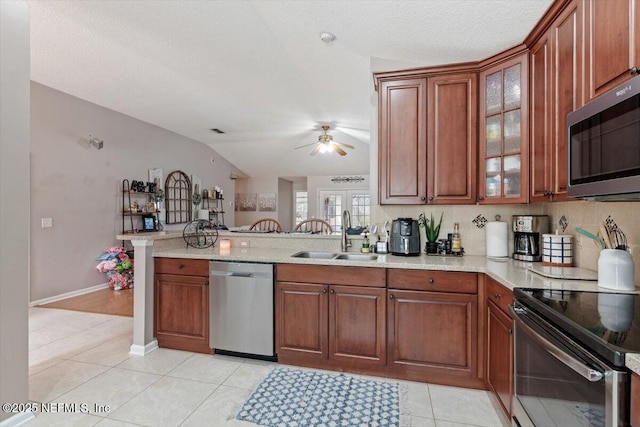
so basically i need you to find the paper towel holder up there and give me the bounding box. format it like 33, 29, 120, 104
486, 215, 509, 259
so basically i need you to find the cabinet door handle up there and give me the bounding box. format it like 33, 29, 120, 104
494, 293, 501, 299
478, 196, 484, 201
389, 294, 395, 299
420, 196, 426, 201
508, 328, 513, 335
429, 278, 434, 284
330, 289, 335, 294
631, 66, 639, 75
322, 289, 327, 294
428, 196, 434, 202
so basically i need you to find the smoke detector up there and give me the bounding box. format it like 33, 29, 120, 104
320, 32, 336, 43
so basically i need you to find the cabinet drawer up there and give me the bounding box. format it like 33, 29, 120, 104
154, 258, 209, 277
277, 264, 386, 287
387, 269, 477, 293
486, 277, 513, 315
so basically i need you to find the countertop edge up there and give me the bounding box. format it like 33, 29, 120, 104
151, 246, 640, 375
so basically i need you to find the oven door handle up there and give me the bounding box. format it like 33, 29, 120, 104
510, 305, 604, 382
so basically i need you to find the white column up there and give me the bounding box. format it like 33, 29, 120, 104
129, 239, 158, 356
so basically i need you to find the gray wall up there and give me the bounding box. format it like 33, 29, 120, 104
30, 83, 243, 302
278, 178, 293, 230
234, 177, 279, 228
0, 1, 30, 421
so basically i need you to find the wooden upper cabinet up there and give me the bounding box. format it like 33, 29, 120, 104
530, 0, 582, 202
428, 73, 478, 204
584, 0, 640, 101
377, 71, 477, 205
530, 34, 553, 202
378, 78, 428, 204
479, 52, 529, 204
550, 2, 582, 201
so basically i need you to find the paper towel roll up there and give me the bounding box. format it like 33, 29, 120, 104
486, 221, 508, 258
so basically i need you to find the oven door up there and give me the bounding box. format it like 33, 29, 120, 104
510, 303, 628, 427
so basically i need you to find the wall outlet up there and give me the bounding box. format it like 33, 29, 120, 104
41, 218, 53, 228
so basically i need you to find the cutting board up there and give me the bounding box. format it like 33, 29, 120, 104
527, 264, 598, 281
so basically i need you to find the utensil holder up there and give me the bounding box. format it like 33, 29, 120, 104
597, 249, 635, 290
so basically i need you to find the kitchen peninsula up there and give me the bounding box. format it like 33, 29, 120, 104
119, 229, 640, 424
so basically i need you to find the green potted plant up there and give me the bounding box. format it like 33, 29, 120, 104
418, 212, 443, 254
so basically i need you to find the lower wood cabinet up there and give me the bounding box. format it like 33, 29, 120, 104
276, 264, 386, 373
486, 277, 514, 419
276, 281, 328, 361
386, 269, 480, 389
632, 372, 640, 426
154, 258, 211, 354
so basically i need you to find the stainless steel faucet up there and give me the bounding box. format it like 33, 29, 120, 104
341, 210, 352, 252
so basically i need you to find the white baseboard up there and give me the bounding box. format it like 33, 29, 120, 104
29, 282, 109, 307
129, 339, 159, 356
0, 409, 34, 427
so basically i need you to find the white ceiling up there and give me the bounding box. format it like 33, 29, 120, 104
27, 0, 553, 178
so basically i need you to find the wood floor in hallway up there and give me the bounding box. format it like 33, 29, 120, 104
39, 288, 133, 317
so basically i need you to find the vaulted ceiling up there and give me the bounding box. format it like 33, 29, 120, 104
27, 0, 553, 178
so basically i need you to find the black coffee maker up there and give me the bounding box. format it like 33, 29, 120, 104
512, 215, 548, 261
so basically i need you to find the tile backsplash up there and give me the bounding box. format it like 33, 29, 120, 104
545, 201, 639, 280
373, 201, 640, 280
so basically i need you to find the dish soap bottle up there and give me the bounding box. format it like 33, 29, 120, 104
451, 222, 462, 255
361, 228, 371, 253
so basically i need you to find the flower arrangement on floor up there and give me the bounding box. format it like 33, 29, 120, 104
96, 246, 134, 290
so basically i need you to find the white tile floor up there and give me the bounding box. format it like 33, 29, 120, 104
25, 307, 507, 427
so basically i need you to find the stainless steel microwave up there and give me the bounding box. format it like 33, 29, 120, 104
567, 73, 640, 201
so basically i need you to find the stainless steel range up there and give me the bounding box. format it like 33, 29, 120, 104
511, 288, 640, 427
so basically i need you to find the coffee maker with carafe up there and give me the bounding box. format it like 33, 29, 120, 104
512, 215, 549, 261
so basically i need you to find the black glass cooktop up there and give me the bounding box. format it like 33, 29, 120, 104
514, 288, 640, 367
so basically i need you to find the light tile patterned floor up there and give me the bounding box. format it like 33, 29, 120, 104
25, 307, 507, 427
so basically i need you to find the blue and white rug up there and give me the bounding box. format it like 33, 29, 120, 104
236, 367, 401, 427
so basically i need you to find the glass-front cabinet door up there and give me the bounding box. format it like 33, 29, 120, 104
479, 52, 529, 204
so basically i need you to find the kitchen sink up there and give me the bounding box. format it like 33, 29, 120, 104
290, 251, 378, 261
333, 253, 378, 261
290, 251, 337, 259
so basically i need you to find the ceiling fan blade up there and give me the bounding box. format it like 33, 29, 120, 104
330, 142, 347, 156
295, 142, 318, 150
310, 144, 321, 156
334, 141, 355, 150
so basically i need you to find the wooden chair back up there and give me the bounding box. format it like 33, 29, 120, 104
295, 219, 333, 234
249, 218, 282, 232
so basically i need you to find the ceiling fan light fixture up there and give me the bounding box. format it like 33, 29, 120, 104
295, 123, 354, 156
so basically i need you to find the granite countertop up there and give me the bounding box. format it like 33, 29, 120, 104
153, 245, 616, 292
152, 244, 640, 375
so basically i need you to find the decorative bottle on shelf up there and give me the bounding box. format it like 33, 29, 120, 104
451, 222, 462, 254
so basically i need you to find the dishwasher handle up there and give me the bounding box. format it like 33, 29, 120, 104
210, 270, 271, 279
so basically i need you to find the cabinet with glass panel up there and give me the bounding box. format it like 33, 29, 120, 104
479, 51, 529, 204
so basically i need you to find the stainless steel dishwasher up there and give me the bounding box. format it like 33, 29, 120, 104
209, 261, 275, 359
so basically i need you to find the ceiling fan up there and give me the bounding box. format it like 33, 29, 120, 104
296, 125, 355, 156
